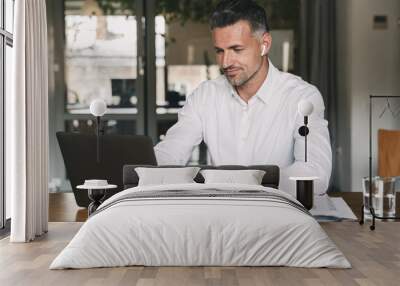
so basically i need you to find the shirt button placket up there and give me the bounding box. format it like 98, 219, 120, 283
238, 105, 250, 164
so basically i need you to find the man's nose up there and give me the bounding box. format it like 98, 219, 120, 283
222, 51, 232, 68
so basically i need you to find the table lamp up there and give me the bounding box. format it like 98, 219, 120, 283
289, 100, 316, 210
298, 99, 314, 162
89, 99, 107, 163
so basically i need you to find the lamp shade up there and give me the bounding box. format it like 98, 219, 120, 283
298, 100, 314, 116
89, 99, 107, 117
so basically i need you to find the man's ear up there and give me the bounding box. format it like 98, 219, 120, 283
261, 33, 272, 55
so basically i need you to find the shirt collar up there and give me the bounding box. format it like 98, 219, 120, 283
255, 60, 277, 104
225, 59, 277, 105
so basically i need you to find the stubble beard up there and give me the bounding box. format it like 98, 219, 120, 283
225, 59, 264, 88
226, 71, 249, 87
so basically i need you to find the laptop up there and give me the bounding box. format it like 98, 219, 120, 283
56, 132, 157, 207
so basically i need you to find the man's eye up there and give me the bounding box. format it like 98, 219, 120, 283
216, 50, 223, 54
233, 48, 243, 53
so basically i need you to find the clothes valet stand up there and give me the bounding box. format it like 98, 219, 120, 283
359, 95, 400, 230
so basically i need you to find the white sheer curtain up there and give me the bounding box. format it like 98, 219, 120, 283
7, 0, 49, 242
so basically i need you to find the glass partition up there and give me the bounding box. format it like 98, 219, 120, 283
65, 14, 138, 115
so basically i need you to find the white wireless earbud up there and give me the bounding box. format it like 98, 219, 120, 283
261, 45, 266, 56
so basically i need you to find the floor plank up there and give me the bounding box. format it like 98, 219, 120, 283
1, 221, 400, 286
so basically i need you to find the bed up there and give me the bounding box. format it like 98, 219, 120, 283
50, 165, 351, 269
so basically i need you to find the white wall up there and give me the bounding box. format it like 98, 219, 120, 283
336, 0, 400, 192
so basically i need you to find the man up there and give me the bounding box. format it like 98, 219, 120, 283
154, 0, 332, 196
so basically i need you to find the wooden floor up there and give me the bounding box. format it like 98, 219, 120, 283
49, 192, 88, 222
0, 192, 399, 286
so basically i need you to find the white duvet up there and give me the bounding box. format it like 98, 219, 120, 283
50, 183, 351, 269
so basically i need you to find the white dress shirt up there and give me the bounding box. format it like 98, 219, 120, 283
154, 61, 332, 196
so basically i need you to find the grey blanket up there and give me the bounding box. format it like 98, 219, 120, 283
92, 189, 311, 218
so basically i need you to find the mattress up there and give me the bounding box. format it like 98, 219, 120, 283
50, 183, 351, 269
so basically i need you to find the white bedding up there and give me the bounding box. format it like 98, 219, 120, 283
50, 183, 351, 269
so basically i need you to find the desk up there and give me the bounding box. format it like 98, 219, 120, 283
329, 191, 400, 220
49, 191, 398, 222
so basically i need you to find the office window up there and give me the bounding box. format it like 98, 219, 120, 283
5, 0, 13, 33
5, 44, 12, 220
46, 0, 145, 193
65, 14, 138, 115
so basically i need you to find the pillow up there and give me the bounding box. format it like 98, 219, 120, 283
200, 169, 266, 185
135, 167, 201, 186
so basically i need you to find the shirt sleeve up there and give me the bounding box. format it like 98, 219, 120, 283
279, 87, 332, 197
154, 91, 204, 165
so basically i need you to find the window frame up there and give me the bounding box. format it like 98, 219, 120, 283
1, 0, 14, 230
61, 0, 159, 141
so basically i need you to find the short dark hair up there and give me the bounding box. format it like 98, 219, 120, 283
210, 0, 269, 34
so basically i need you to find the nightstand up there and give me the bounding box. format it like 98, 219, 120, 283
77, 183, 117, 216
289, 176, 318, 210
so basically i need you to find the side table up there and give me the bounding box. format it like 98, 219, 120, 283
289, 176, 318, 210
77, 184, 117, 216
